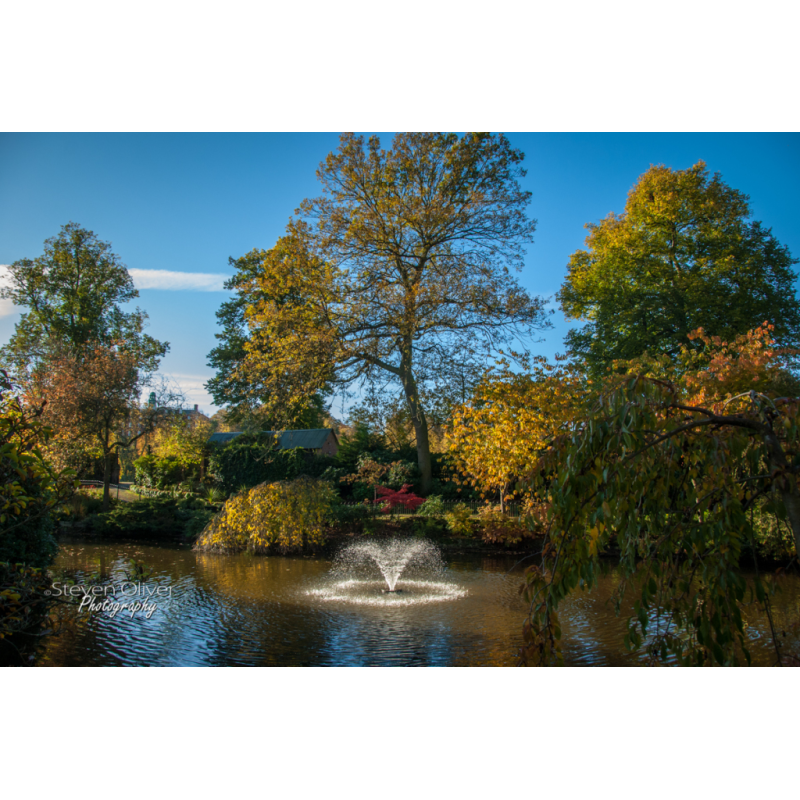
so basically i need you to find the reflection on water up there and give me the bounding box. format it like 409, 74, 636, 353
35, 541, 800, 667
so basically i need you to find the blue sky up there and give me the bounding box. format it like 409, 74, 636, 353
2, 132, 799, 417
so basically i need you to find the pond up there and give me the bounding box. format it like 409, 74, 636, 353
35, 540, 800, 666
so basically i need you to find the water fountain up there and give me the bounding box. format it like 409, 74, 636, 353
307, 538, 466, 606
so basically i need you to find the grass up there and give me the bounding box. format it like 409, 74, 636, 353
80, 486, 139, 503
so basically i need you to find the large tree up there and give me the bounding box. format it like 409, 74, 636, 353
223, 133, 550, 493
206, 249, 329, 430
0, 222, 168, 372
24, 343, 178, 510
559, 161, 800, 375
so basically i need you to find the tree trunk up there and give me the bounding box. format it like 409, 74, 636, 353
399, 354, 433, 495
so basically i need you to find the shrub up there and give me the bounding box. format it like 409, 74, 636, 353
417, 495, 446, 517
207, 434, 337, 494
385, 460, 420, 489
195, 476, 336, 553
60, 488, 107, 520
444, 503, 474, 537
0, 561, 55, 665
130, 485, 195, 499
477, 505, 532, 545
93, 496, 215, 540
204, 487, 227, 504
375, 484, 425, 513
326, 502, 370, 530
320, 465, 347, 485
133, 454, 192, 489
350, 481, 375, 503
334, 423, 386, 472
0, 515, 58, 568
747, 505, 797, 562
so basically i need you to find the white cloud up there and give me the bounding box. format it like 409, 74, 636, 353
158, 372, 218, 413
0, 266, 232, 316
129, 269, 231, 292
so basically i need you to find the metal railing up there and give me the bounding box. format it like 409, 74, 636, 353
340, 499, 523, 517
79, 480, 129, 490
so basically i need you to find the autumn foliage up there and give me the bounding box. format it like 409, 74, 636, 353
450, 325, 800, 665
22, 343, 173, 509
448, 356, 590, 508
0, 370, 74, 566
374, 485, 425, 513
195, 477, 336, 554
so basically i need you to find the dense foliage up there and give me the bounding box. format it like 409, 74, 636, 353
0, 371, 73, 567
93, 496, 217, 541
374, 485, 425, 513
559, 162, 800, 375
146, 413, 214, 473
449, 356, 590, 507
0, 222, 167, 373
134, 453, 199, 490
195, 477, 336, 553
23, 343, 174, 509
205, 249, 330, 427
515, 325, 800, 665
0, 561, 55, 664
207, 434, 336, 494
0, 372, 75, 664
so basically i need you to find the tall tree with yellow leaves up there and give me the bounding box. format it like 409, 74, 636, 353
226, 133, 551, 493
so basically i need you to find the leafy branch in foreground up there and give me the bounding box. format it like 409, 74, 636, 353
512, 324, 798, 666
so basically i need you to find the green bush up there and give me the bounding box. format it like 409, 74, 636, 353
386, 460, 420, 489
350, 482, 374, 503
444, 502, 474, 537
326, 502, 370, 530
747, 506, 797, 562
334, 423, 386, 472
93, 496, 216, 540
320, 465, 347, 485
207, 434, 337, 494
0, 515, 58, 568
413, 495, 447, 535
417, 495, 446, 517
133, 454, 195, 489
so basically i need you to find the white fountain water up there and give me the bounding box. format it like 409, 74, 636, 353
307, 538, 466, 606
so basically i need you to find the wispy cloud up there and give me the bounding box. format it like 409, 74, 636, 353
0, 266, 232, 317
0, 265, 16, 317
159, 372, 218, 412
129, 269, 231, 292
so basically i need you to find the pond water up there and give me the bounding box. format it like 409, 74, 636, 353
35, 540, 800, 666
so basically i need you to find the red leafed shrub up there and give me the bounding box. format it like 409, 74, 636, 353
375, 484, 425, 513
